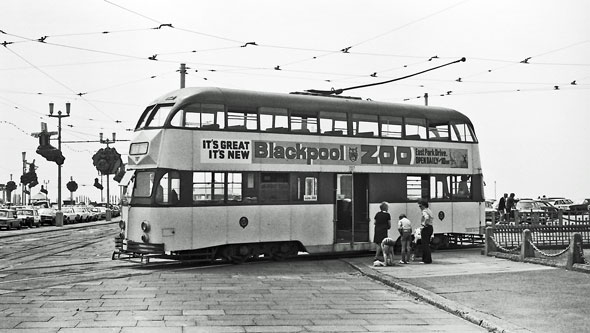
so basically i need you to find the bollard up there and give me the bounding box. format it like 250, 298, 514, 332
106, 209, 112, 222
55, 211, 64, 227
566, 233, 584, 269
520, 229, 534, 261
484, 227, 496, 256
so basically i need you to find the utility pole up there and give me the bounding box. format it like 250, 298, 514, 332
424, 93, 429, 106
48, 102, 70, 226
99, 132, 117, 207
21, 152, 26, 205
180, 63, 186, 88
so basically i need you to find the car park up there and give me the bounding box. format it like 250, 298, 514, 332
569, 198, 590, 213
16, 207, 41, 228
0, 208, 21, 230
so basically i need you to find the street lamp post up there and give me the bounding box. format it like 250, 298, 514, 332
48, 102, 70, 226
22, 152, 26, 205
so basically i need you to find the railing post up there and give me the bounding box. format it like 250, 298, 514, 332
566, 233, 584, 269
514, 210, 520, 225
558, 210, 563, 225
520, 229, 534, 260
485, 227, 496, 256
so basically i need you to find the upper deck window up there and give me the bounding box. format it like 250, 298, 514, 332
319, 111, 348, 136
171, 103, 225, 129
451, 123, 477, 142
405, 117, 427, 140
352, 114, 379, 137
139, 104, 173, 128
227, 108, 258, 131
380, 116, 403, 138
428, 121, 450, 141
259, 107, 288, 132
290, 111, 318, 134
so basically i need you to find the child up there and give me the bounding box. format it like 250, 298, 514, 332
397, 214, 412, 264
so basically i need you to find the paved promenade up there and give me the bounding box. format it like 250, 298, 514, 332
345, 248, 590, 333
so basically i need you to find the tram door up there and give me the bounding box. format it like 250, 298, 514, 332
335, 173, 369, 244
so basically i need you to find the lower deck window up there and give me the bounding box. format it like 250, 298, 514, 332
193, 172, 225, 203
260, 173, 289, 203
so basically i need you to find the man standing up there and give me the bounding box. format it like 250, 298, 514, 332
498, 193, 507, 222
418, 199, 434, 264
506, 193, 516, 223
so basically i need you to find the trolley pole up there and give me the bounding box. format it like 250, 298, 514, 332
48, 102, 70, 226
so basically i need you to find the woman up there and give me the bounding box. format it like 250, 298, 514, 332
373, 201, 391, 262
418, 199, 434, 264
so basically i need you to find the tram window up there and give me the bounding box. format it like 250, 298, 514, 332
381, 116, 403, 138
144, 105, 173, 128
193, 172, 225, 204
304, 177, 318, 201
451, 123, 476, 142
319, 111, 348, 135
136, 105, 156, 129
430, 175, 451, 199
428, 122, 450, 141
352, 114, 378, 137
405, 117, 427, 140
407, 175, 429, 200
259, 107, 288, 132
227, 109, 257, 131
290, 111, 318, 134
155, 171, 181, 205
452, 175, 471, 199
227, 172, 243, 202
260, 172, 289, 203
174, 103, 225, 129
133, 171, 155, 198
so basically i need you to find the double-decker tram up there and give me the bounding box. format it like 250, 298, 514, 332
115, 87, 485, 263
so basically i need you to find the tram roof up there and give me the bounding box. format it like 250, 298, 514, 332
150, 87, 473, 124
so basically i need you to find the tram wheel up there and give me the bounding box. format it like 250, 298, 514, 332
230, 245, 251, 264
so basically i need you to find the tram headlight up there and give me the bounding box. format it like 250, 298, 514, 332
141, 221, 150, 232
141, 234, 150, 243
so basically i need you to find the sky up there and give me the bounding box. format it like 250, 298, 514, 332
1, 0, 589, 204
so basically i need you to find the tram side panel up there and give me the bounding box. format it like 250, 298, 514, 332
126, 207, 193, 252
290, 204, 334, 251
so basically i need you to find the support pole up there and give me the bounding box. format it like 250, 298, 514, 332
566, 233, 584, 269
484, 226, 496, 256
520, 229, 534, 261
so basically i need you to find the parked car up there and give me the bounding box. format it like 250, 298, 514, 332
33, 201, 56, 225
569, 198, 590, 213
485, 199, 496, 224
515, 199, 548, 224
0, 208, 21, 230
534, 200, 559, 222
16, 207, 41, 228
546, 198, 574, 212
72, 206, 91, 222
62, 207, 78, 224
91, 207, 107, 219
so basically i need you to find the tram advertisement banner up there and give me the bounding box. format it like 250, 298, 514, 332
200, 138, 468, 168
